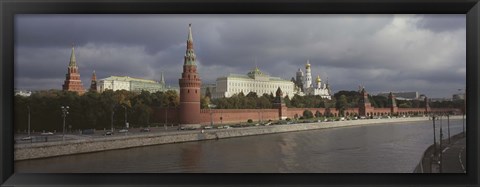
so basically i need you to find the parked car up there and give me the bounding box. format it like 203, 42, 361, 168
178, 126, 187, 130
203, 126, 213, 129
104, 131, 113, 136
140, 128, 151, 132
224, 125, 232, 129
118, 129, 128, 133
82, 129, 95, 135
21, 136, 32, 141
41, 132, 54, 135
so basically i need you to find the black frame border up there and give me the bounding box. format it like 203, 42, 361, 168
1, 0, 479, 186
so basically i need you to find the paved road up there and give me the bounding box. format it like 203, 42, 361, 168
440, 136, 466, 173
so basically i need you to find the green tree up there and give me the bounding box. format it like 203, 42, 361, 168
336, 95, 348, 116
303, 110, 314, 119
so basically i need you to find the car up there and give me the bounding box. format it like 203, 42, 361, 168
41, 132, 54, 135
118, 129, 128, 133
224, 126, 232, 129
178, 126, 187, 130
21, 136, 32, 141
340, 117, 345, 121
140, 128, 150, 132
203, 126, 213, 129
104, 131, 113, 136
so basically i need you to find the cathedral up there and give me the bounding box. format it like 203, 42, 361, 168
291, 60, 332, 99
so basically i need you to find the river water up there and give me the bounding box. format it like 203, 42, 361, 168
15, 119, 465, 173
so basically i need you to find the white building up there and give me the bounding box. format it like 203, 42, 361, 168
14, 90, 32, 97
293, 60, 332, 99
98, 75, 170, 93
304, 75, 332, 99
209, 67, 295, 99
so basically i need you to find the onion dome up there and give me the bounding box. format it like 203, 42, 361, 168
316, 75, 321, 83
305, 59, 311, 69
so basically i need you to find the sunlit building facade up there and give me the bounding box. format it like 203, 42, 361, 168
98, 75, 168, 93
210, 67, 295, 99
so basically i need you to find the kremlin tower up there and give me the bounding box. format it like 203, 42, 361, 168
178, 24, 202, 127
89, 70, 97, 92
62, 45, 85, 94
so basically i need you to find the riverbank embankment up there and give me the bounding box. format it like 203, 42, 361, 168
414, 132, 466, 173
15, 116, 464, 161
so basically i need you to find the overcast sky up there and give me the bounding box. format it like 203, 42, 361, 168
15, 14, 466, 98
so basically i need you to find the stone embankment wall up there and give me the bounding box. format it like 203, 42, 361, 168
15, 116, 463, 161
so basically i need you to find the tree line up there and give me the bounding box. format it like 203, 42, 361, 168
207, 90, 462, 116
14, 89, 179, 132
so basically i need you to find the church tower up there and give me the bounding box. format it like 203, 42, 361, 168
62, 45, 85, 94
304, 60, 312, 90
179, 24, 202, 128
295, 68, 304, 91
358, 87, 373, 117
89, 70, 97, 92
316, 75, 322, 88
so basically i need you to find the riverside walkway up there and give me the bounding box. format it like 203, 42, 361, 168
415, 133, 466, 173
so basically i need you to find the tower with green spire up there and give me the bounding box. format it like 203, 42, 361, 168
62, 45, 85, 94
178, 24, 202, 127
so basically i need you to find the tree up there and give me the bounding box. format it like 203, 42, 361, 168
303, 110, 314, 119
200, 96, 211, 109
205, 87, 212, 99
336, 95, 348, 116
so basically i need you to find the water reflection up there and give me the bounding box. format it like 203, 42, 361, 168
15, 119, 465, 173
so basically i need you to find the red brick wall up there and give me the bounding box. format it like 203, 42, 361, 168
152, 106, 459, 125
286, 108, 339, 118
199, 109, 278, 124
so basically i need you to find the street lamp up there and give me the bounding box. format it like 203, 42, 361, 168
432, 115, 437, 155
122, 105, 128, 129
61, 106, 69, 141
458, 88, 465, 136
27, 105, 31, 136
439, 113, 443, 173
111, 105, 115, 132
165, 103, 168, 130
447, 114, 451, 144
208, 104, 217, 126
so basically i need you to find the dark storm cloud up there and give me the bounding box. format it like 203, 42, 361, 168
416, 15, 466, 33
15, 14, 465, 98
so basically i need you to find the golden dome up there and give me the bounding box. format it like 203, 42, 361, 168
305, 63, 311, 69
316, 75, 321, 83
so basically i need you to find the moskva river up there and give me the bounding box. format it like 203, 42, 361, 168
15, 119, 465, 173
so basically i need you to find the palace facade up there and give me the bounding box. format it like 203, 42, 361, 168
98, 74, 170, 93
209, 67, 295, 99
